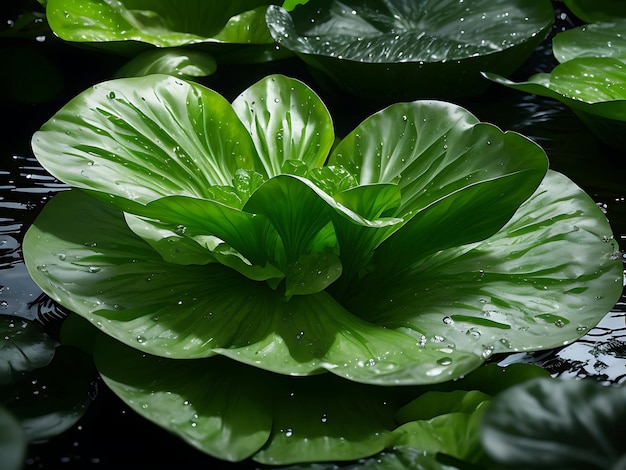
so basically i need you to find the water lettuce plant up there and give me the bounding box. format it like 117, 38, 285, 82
485, 19, 626, 149
24, 73, 622, 385
265, 0, 554, 100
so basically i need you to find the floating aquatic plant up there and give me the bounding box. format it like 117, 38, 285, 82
22, 73, 623, 463
24, 73, 622, 383
485, 19, 626, 149
265, 0, 554, 100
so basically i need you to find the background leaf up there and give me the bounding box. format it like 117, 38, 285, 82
481, 377, 626, 469
562, 0, 626, 23
266, 0, 553, 100
552, 20, 626, 64
0, 316, 57, 385
114, 48, 217, 79
45, 0, 276, 47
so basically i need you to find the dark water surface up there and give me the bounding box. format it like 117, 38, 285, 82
1, 3, 625, 469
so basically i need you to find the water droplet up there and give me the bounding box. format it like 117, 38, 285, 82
443, 316, 453, 325
136, 335, 146, 344
285, 428, 293, 438
88, 266, 101, 273
108, 91, 116, 99
437, 357, 453, 366
321, 414, 328, 423
466, 328, 481, 339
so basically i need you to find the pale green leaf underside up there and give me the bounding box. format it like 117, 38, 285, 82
267, 0, 553, 63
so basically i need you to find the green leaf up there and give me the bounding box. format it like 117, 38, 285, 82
231, 74, 334, 178
552, 20, 626, 64
266, 0, 554, 100
93, 329, 503, 465
562, 0, 626, 23
31, 74, 261, 212
330, 101, 547, 282
139, 195, 280, 270
114, 48, 217, 79
484, 60, 626, 148
94, 335, 273, 462
212, 5, 275, 44
481, 377, 626, 469
348, 171, 623, 363
45, 0, 276, 47
280, 447, 467, 470
391, 405, 488, 464
244, 174, 337, 262
547, 58, 626, 104
395, 390, 490, 423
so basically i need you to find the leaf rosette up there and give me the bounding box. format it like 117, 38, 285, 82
24, 74, 623, 386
